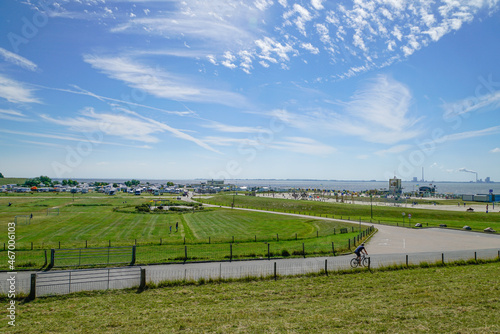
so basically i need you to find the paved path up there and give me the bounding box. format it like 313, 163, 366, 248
2, 202, 499, 295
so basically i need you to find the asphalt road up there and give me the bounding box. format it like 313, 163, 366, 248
2, 205, 499, 296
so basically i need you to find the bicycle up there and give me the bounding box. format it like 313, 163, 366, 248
350, 254, 369, 268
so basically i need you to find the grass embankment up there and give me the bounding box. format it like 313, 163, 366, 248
2, 262, 499, 333
0, 195, 363, 269
199, 194, 500, 231
0, 177, 26, 186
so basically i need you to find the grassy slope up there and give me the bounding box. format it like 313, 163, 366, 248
200, 194, 500, 231
2, 262, 499, 333
0, 177, 26, 186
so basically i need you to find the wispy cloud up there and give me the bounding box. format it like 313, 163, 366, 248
270, 75, 422, 145
0, 48, 38, 71
83, 55, 248, 107
271, 137, 336, 155
0, 109, 34, 122
375, 144, 412, 156
203, 122, 272, 134
38, 107, 219, 153
0, 74, 40, 104
491, 148, 500, 153
443, 89, 500, 119
441, 126, 500, 142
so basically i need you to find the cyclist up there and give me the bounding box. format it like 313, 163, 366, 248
354, 243, 368, 263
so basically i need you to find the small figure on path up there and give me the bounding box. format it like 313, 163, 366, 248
30, 213, 33, 220
354, 243, 368, 263
169, 225, 172, 233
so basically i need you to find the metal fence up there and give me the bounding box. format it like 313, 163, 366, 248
34, 267, 143, 297
1, 248, 498, 298
50, 246, 136, 268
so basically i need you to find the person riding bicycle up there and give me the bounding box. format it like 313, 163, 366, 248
354, 243, 368, 263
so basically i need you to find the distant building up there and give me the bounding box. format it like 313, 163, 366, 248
418, 185, 436, 197
389, 177, 402, 195
207, 179, 224, 186
485, 177, 491, 183
412, 177, 418, 182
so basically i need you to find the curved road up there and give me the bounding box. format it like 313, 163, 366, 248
2, 201, 499, 295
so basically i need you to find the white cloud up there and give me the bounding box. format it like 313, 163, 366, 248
254, 0, 274, 11
270, 75, 422, 145
0, 48, 38, 71
271, 137, 336, 155
491, 148, 500, 153
311, 0, 324, 11
40, 107, 219, 152
443, 89, 500, 119
441, 126, 500, 142
0, 109, 33, 122
375, 144, 412, 156
300, 42, 320, 54
83, 55, 247, 107
204, 122, 272, 134
0, 74, 40, 104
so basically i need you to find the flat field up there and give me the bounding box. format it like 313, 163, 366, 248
2, 262, 499, 333
0, 193, 361, 269
199, 193, 500, 231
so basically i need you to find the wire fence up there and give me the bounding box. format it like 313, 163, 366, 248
1, 248, 498, 298
0, 226, 374, 270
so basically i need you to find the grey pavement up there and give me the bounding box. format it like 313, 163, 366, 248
2, 205, 499, 296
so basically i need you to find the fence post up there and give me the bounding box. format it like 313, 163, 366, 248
475, 251, 477, 262
442, 253, 444, 265
267, 243, 270, 260
185, 246, 188, 262
302, 243, 305, 258
58, 241, 61, 249
348, 239, 350, 250
29, 274, 36, 300
49, 249, 55, 268
368, 257, 371, 269
325, 259, 328, 276
274, 262, 277, 281
332, 242, 335, 256
230, 244, 232, 262
43, 250, 47, 267
131, 245, 136, 265
140, 268, 146, 290
107, 247, 110, 265
406, 255, 408, 267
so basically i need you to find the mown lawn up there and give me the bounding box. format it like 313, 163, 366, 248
200, 194, 500, 231
2, 262, 499, 333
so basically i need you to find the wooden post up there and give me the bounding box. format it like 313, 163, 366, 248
139, 268, 146, 290
302, 243, 305, 258
185, 246, 188, 262
332, 242, 335, 256
131, 245, 136, 265
406, 254, 408, 267
274, 262, 277, 280
325, 259, 328, 276
29, 274, 36, 300
267, 243, 270, 260
230, 243, 232, 262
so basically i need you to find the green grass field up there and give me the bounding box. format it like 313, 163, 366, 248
199, 193, 500, 231
2, 262, 499, 333
0, 193, 364, 269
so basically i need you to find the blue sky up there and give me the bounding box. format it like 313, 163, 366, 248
1, 0, 499, 181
